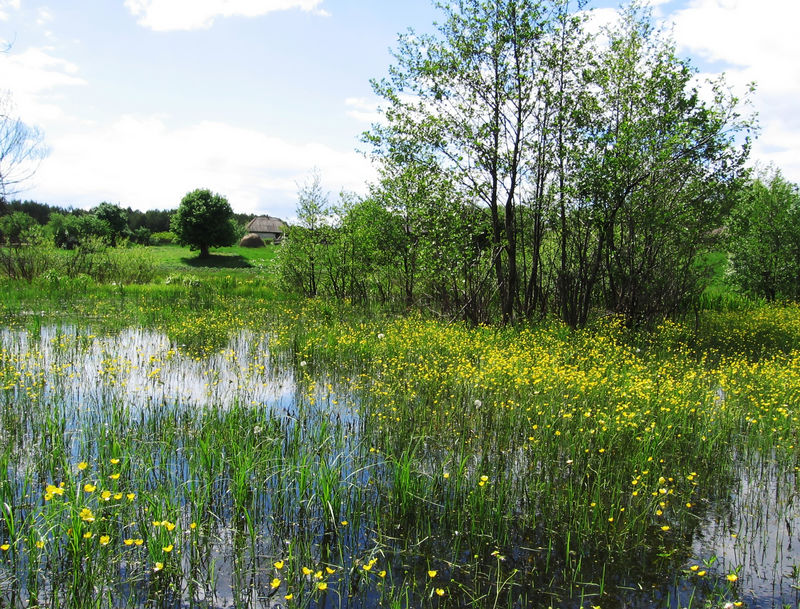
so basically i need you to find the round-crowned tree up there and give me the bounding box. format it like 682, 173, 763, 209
170, 188, 238, 257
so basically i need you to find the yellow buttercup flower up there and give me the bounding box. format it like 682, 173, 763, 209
274, 560, 284, 570
77, 462, 88, 471
427, 570, 437, 578
435, 588, 445, 597
270, 578, 281, 589
317, 582, 328, 591
83, 483, 96, 493
162, 544, 173, 553
100, 535, 110, 545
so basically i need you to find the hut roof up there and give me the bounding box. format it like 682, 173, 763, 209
246, 215, 287, 233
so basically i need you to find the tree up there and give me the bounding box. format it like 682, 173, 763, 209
92, 202, 129, 246
368, 0, 751, 326
0, 211, 35, 244
170, 189, 238, 257
0, 92, 47, 209
727, 168, 800, 300
582, 3, 751, 323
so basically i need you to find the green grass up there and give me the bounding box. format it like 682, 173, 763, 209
149, 244, 279, 277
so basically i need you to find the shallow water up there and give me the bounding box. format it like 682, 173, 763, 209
1, 325, 799, 608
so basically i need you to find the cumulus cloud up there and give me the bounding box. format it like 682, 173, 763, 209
124, 0, 329, 32
0, 47, 86, 123
29, 115, 374, 216
669, 0, 800, 180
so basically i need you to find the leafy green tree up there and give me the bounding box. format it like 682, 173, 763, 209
369, 0, 564, 323
728, 168, 800, 300
92, 202, 129, 246
0, 211, 36, 244
47, 212, 107, 249
170, 189, 238, 258
582, 3, 751, 323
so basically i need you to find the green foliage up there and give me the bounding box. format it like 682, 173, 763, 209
170, 189, 238, 258
47, 212, 107, 249
151, 231, 177, 245
355, 0, 754, 326
0, 211, 36, 244
92, 202, 129, 246
727, 168, 800, 300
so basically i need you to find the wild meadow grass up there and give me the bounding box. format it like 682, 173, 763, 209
1, 286, 800, 608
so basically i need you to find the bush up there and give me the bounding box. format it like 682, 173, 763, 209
151, 231, 177, 245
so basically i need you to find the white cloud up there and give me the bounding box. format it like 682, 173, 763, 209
344, 97, 381, 124
37, 7, 54, 25
124, 0, 329, 32
669, 0, 800, 181
0, 0, 20, 21
0, 46, 86, 123
28, 115, 373, 216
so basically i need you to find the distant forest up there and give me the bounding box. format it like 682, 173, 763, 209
2, 199, 256, 234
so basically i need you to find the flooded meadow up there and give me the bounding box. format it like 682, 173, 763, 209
1, 302, 800, 608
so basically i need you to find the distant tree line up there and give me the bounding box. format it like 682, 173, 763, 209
0, 198, 255, 249
278, 0, 773, 327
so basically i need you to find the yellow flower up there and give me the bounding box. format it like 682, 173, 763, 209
314, 570, 323, 580
661, 525, 670, 532
726, 573, 738, 583
363, 563, 373, 572
270, 578, 281, 589
325, 566, 335, 574
480, 475, 489, 482
83, 483, 96, 493
285, 593, 293, 600
154, 562, 163, 572
435, 588, 445, 597
110, 458, 120, 465
79, 508, 95, 522
114, 493, 122, 500
379, 570, 387, 578
316, 582, 328, 591
163, 544, 173, 553
124, 538, 134, 546
443, 472, 450, 479
340, 520, 348, 526
428, 570, 437, 578
164, 521, 176, 531
45, 484, 64, 496
126, 493, 135, 501
101, 490, 112, 501
274, 560, 284, 570
83, 532, 93, 539
35, 540, 44, 549
302, 567, 313, 576
689, 565, 699, 572
190, 522, 197, 530
109, 473, 120, 480
100, 535, 111, 545
77, 461, 88, 471
134, 538, 144, 546
698, 570, 706, 577
1, 543, 10, 551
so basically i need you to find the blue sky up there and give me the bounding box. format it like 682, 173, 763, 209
1, 0, 798, 219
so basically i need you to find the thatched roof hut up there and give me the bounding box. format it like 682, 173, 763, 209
246, 216, 287, 243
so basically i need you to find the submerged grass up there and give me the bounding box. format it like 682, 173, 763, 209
0, 282, 799, 607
